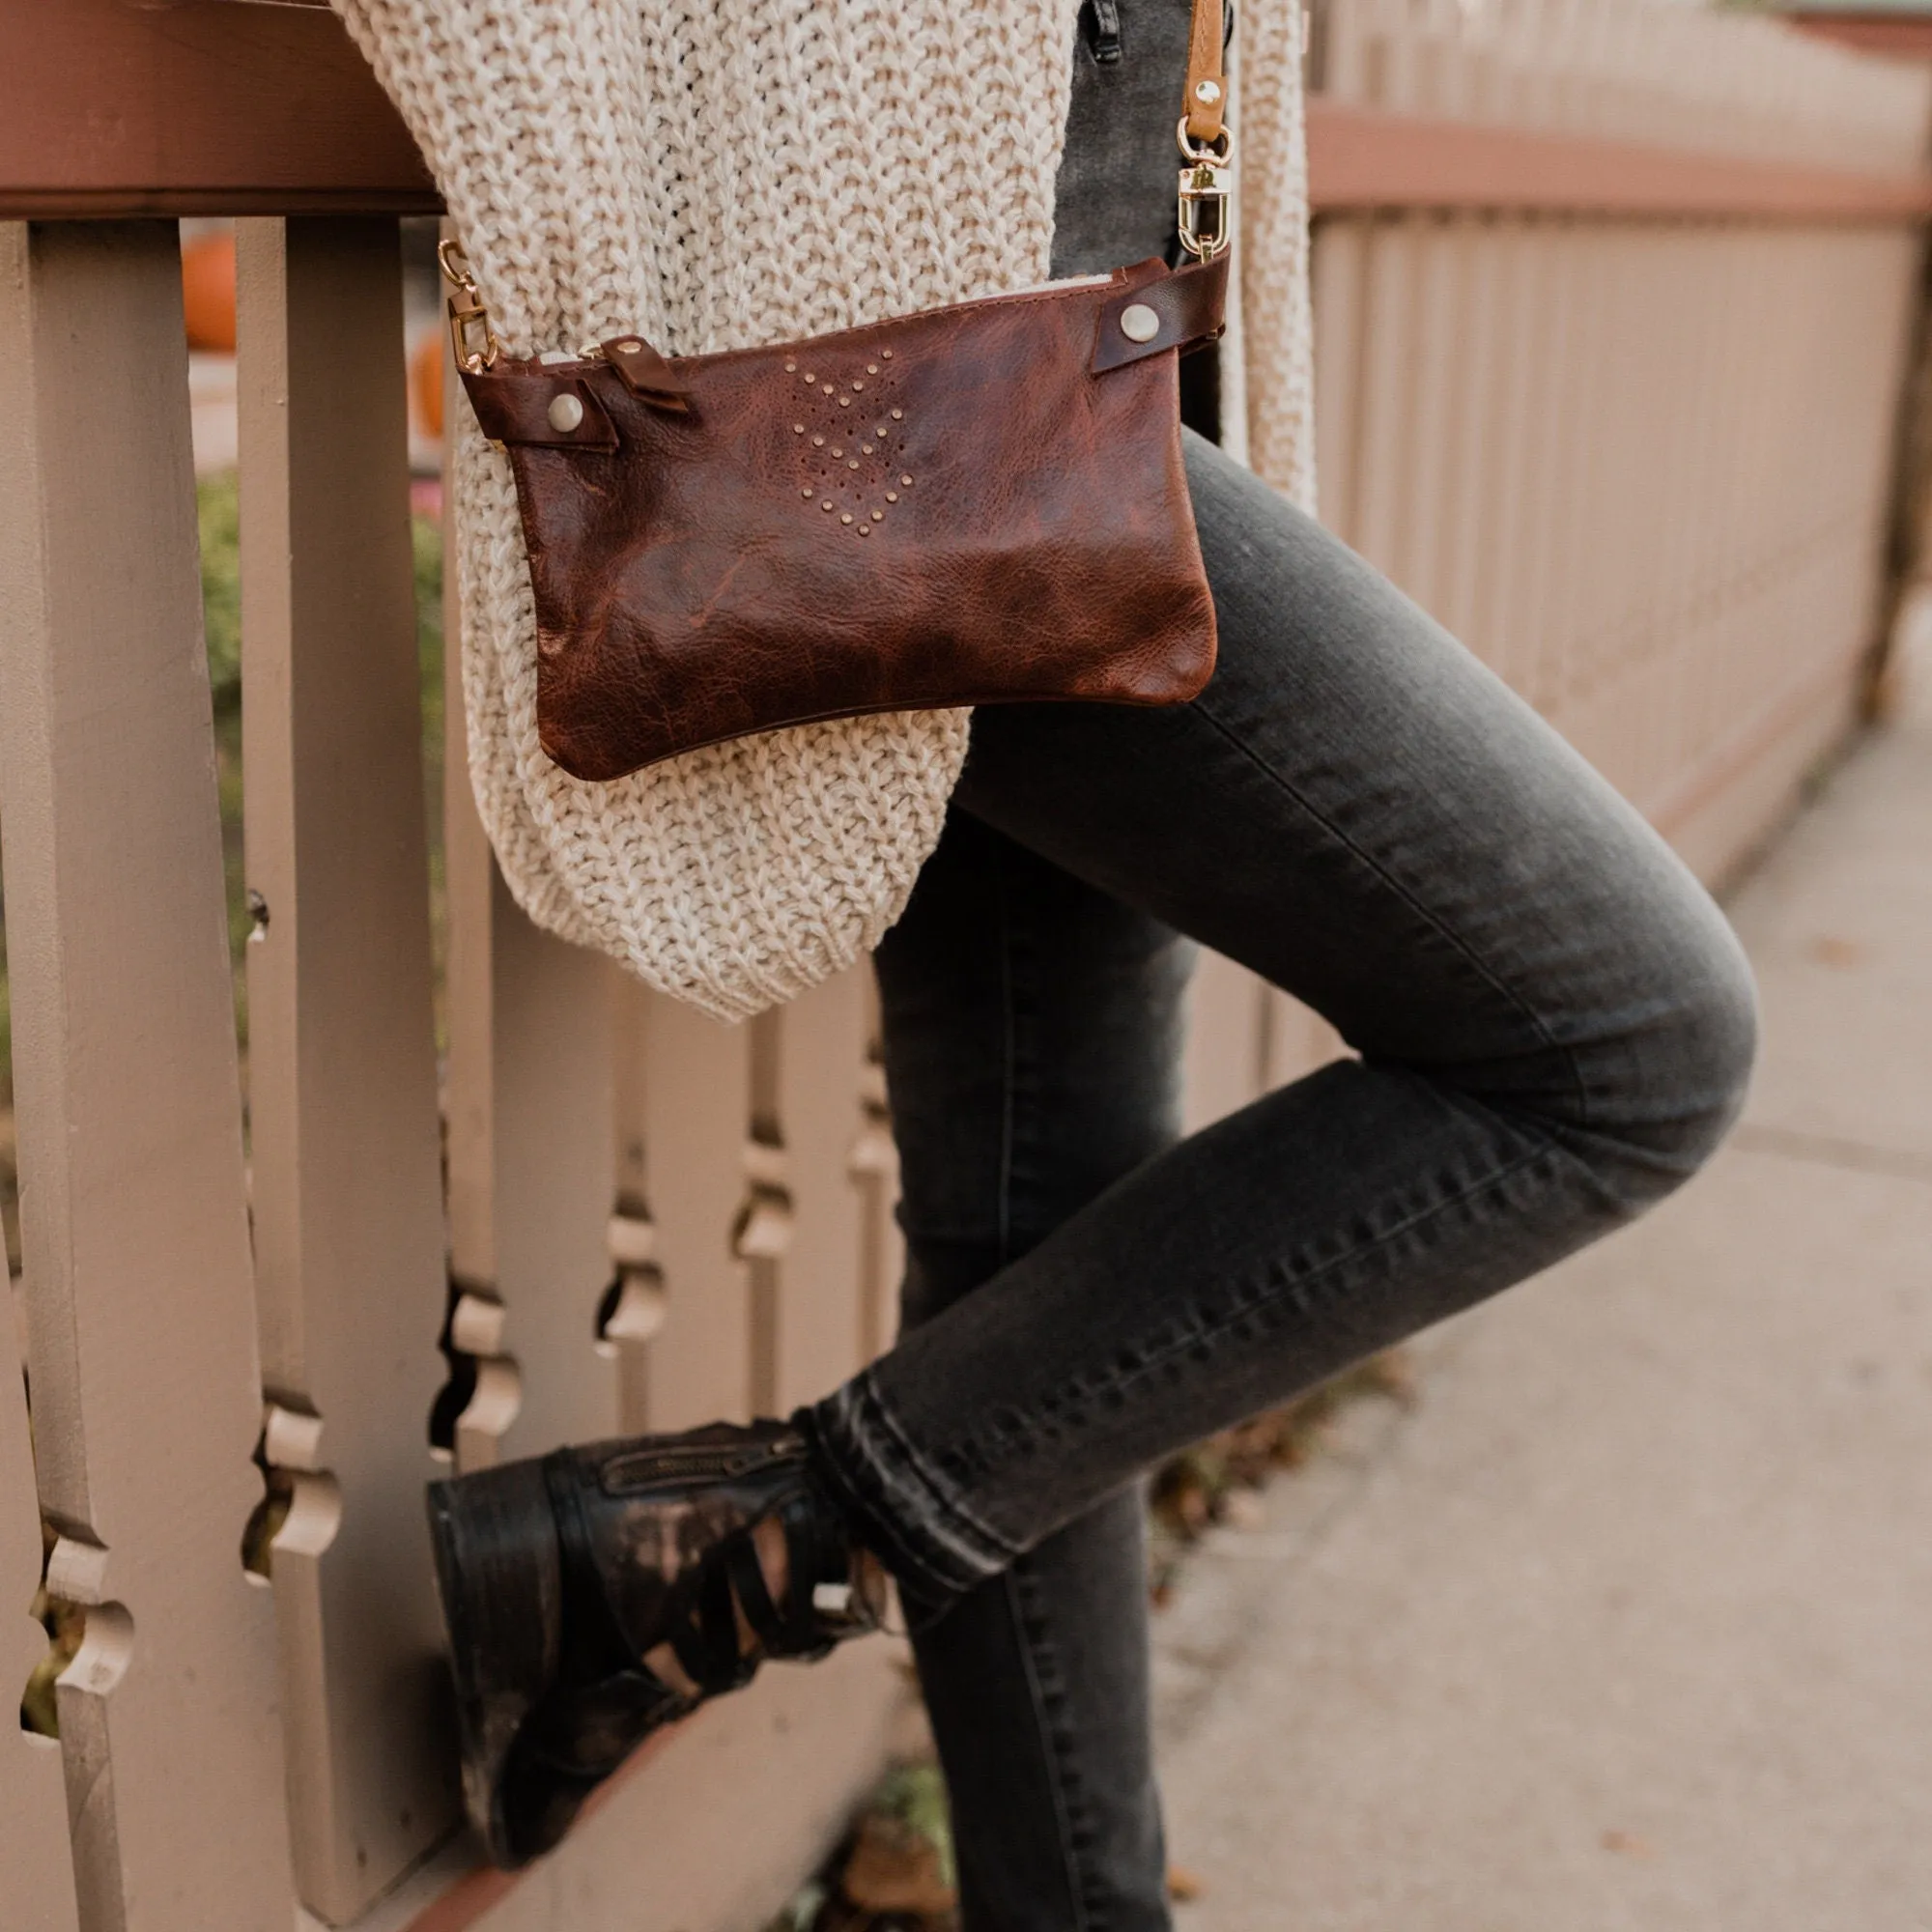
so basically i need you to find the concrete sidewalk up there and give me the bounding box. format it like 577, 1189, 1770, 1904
1152, 643, 1932, 1930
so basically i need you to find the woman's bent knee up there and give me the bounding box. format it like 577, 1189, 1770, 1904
1571, 887, 1758, 1204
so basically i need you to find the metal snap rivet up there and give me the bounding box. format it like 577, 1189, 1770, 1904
1120, 303, 1161, 344
821, 499, 835, 511
838, 396, 852, 408
1194, 79, 1223, 107
784, 361, 797, 373
886, 492, 898, 503
812, 435, 825, 447
900, 474, 913, 487
862, 444, 873, 454
881, 349, 894, 360
871, 509, 884, 521
547, 392, 585, 433
867, 363, 880, 375
840, 513, 854, 525
890, 409, 903, 420
847, 459, 860, 469
801, 487, 813, 497
793, 423, 805, 435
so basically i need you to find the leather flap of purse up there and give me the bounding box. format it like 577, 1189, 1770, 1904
460, 368, 620, 451
1092, 252, 1230, 375
599, 334, 693, 411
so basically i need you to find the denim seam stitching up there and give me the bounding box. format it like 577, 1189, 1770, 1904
1004, 1562, 1095, 1932
1188, 695, 1596, 1133
856, 1370, 1025, 1574
1093, 1139, 1561, 1406
961, 1135, 1567, 1475
809, 1388, 979, 1595
1100, 1139, 1566, 1406
995, 843, 1017, 1265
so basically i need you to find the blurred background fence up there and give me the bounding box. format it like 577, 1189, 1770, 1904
1, 2, 1929, 1929
1192, 0, 1932, 1123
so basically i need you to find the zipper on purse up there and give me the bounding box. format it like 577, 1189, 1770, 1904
600, 1431, 806, 1493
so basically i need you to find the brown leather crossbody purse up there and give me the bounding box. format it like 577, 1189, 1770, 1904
446, 0, 1235, 782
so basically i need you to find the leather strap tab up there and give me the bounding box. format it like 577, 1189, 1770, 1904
1184, 0, 1227, 146
600, 334, 693, 411
460, 368, 619, 451
1091, 252, 1229, 375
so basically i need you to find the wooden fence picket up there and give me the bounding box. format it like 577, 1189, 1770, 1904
0, 218, 297, 1931
616, 984, 756, 1434
766, 971, 878, 1414
439, 458, 629, 1470
1, 1287, 81, 1932
236, 214, 459, 1921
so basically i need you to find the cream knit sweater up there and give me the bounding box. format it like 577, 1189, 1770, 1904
331, 0, 1314, 1020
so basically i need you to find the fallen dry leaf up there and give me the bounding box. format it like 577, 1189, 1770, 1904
841, 1812, 956, 1917
1807, 935, 1864, 969
1167, 1863, 1208, 1901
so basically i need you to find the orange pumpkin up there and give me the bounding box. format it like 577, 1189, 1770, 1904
181, 231, 237, 353
410, 327, 446, 441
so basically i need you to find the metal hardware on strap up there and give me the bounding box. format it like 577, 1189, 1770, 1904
1179, 144, 1233, 262
1179, 0, 1233, 260
1092, 252, 1231, 374
439, 239, 501, 375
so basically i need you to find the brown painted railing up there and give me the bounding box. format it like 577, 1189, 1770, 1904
1305, 98, 1932, 216
5, 0, 1930, 224
0, 0, 432, 216
2, 3, 1929, 1929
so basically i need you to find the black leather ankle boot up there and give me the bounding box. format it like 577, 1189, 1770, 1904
426, 1417, 883, 1867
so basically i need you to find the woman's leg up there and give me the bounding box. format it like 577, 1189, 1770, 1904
874, 810, 1191, 1930
809, 427, 1759, 1608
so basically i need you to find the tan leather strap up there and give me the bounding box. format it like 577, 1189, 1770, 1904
1183, 0, 1227, 147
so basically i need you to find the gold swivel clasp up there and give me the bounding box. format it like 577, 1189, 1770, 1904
439, 239, 502, 373
1177, 119, 1233, 263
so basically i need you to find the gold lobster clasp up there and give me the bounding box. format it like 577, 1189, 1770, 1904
1177, 118, 1233, 263
439, 239, 502, 373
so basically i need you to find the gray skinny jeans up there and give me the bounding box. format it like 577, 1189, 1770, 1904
803, 8, 1758, 1926
804, 431, 1758, 1925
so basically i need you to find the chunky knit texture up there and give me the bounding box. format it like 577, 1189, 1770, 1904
331, 0, 1313, 1018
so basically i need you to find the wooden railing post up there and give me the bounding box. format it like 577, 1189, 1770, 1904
439, 482, 624, 1470
612, 982, 755, 1432
0, 217, 296, 1931
1, 1281, 80, 1931
235, 213, 457, 1921
766, 971, 877, 1413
